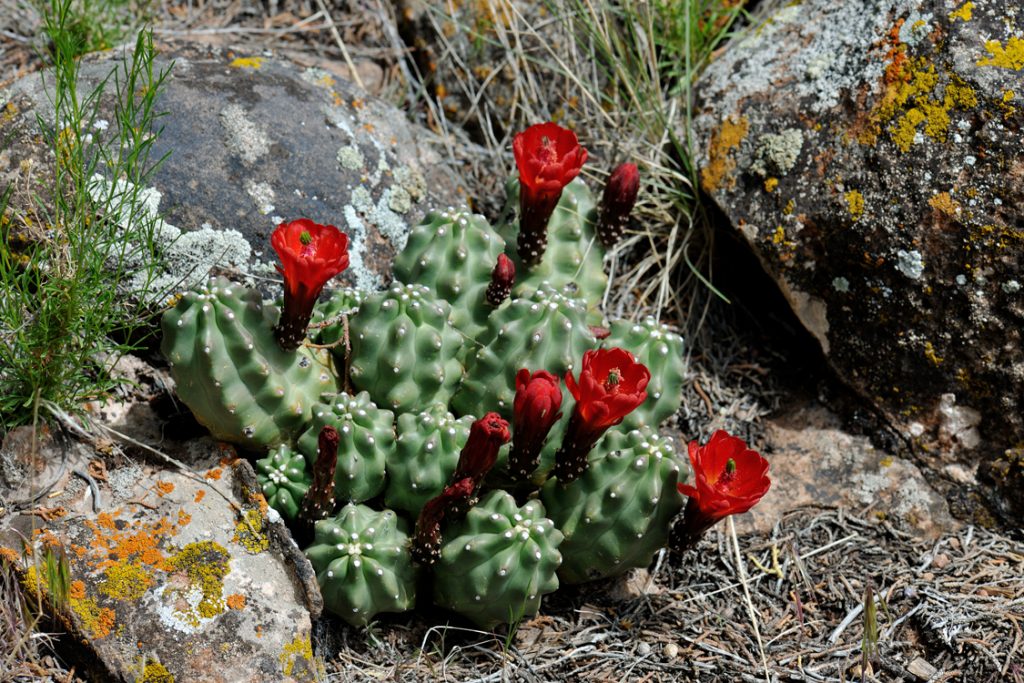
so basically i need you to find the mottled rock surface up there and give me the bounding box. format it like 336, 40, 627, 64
0, 426, 321, 682
736, 403, 956, 539
0, 42, 464, 296
693, 0, 1024, 516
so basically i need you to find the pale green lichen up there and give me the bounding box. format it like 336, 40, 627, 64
750, 128, 804, 177
337, 145, 365, 171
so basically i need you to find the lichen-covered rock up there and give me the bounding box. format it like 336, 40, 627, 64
692, 0, 1024, 517
0, 43, 464, 297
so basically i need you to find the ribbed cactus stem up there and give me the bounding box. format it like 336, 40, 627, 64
485, 253, 516, 306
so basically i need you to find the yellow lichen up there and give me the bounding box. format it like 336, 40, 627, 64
764, 177, 779, 192
138, 660, 175, 683
1004, 90, 1016, 102
977, 37, 1024, 70
70, 593, 117, 639
844, 190, 865, 221
167, 541, 230, 622
280, 634, 316, 678
949, 2, 973, 21
783, 199, 795, 215
229, 57, 264, 69
100, 561, 153, 601
700, 115, 749, 193
924, 341, 944, 366
771, 225, 786, 244
233, 508, 270, 554
928, 192, 960, 216
880, 456, 894, 467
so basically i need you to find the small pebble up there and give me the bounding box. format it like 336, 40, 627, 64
638, 642, 652, 656
664, 642, 679, 659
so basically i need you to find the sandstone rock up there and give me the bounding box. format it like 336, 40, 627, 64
734, 403, 956, 539
692, 0, 1023, 516
0, 426, 321, 682
0, 42, 464, 297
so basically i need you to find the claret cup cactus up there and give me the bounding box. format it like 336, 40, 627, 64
160, 121, 770, 630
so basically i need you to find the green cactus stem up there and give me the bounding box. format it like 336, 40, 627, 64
541, 428, 686, 584
305, 504, 418, 626
255, 445, 310, 523
348, 282, 464, 413
296, 392, 394, 503
432, 490, 563, 628
161, 277, 338, 449
606, 317, 685, 431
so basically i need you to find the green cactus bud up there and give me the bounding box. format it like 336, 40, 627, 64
606, 317, 686, 430
255, 444, 310, 522
296, 392, 395, 503
541, 427, 687, 584
386, 404, 474, 516
499, 177, 608, 305
432, 490, 563, 629
161, 277, 338, 449
393, 209, 506, 339
348, 282, 465, 413
305, 504, 418, 626
451, 286, 597, 419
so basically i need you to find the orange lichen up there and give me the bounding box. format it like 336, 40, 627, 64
71, 595, 117, 639
70, 580, 86, 600
700, 115, 749, 193
85, 514, 180, 571
928, 192, 961, 216
193, 491, 206, 504
226, 593, 247, 610
204, 468, 223, 481
155, 481, 175, 496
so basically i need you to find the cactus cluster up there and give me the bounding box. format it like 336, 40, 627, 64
160, 124, 703, 630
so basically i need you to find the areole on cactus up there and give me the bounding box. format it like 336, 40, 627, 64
160, 120, 768, 632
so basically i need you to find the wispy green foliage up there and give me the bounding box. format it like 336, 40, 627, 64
34, 0, 155, 57
0, 0, 170, 429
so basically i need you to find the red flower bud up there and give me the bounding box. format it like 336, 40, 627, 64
296, 425, 339, 544
596, 162, 639, 248
512, 123, 588, 266
412, 476, 476, 565
509, 369, 563, 481
588, 325, 611, 340
486, 253, 516, 306
673, 431, 771, 550
271, 218, 350, 350
452, 412, 511, 484
555, 348, 650, 484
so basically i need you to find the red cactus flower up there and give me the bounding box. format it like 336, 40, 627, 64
673, 431, 771, 551
486, 253, 516, 306
512, 122, 588, 266
412, 476, 476, 565
596, 162, 639, 248
554, 347, 650, 484
271, 218, 350, 350
452, 412, 511, 484
509, 369, 563, 481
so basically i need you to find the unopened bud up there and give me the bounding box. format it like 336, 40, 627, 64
596, 162, 639, 248
485, 253, 516, 306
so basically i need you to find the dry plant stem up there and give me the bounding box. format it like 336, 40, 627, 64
314, 0, 365, 90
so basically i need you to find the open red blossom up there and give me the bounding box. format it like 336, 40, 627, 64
673, 431, 771, 551
512, 122, 587, 266
509, 370, 563, 481
452, 412, 511, 484
271, 218, 350, 350
554, 348, 650, 484
566, 348, 650, 438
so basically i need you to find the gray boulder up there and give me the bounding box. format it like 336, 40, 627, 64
692, 0, 1024, 518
